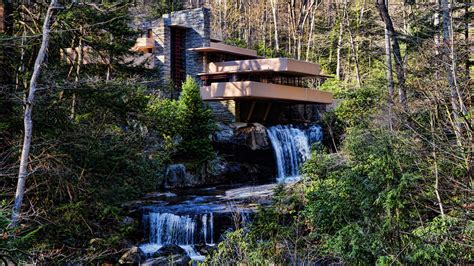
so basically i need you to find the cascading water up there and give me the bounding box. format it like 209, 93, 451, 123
140, 212, 215, 261
267, 124, 322, 183
138, 124, 323, 262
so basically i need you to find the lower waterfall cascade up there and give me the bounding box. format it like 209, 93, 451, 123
138, 124, 323, 262
139, 212, 215, 261
267, 124, 322, 182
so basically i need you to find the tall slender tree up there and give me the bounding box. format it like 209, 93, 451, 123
11, 0, 58, 228
376, 0, 407, 109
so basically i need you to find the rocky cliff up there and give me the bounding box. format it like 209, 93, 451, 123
162, 122, 276, 188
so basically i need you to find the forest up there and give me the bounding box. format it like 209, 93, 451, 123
0, 0, 472, 265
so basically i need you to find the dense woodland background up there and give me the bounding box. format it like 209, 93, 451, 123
0, 0, 472, 264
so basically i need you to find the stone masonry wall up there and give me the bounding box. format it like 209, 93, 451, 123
152, 8, 211, 87
151, 19, 170, 86
207, 100, 237, 123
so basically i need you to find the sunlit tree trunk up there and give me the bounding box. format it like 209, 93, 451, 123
335, 2, 345, 80
270, 0, 279, 51
376, 0, 407, 109
440, 0, 466, 147
11, 0, 58, 228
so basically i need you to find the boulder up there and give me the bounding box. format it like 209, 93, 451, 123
194, 243, 217, 256
247, 123, 270, 150
212, 122, 270, 151
152, 244, 186, 257
142, 255, 191, 266
119, 246, 143, 264
163, 164, 197, 189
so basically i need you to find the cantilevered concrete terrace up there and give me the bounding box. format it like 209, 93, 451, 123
206, 58, 321, 76
197, 57, 333, 104
201, 81, 333, 104
189, 42, 259, 59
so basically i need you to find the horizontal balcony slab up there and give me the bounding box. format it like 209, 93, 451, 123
207, 58, 321, 77
189, 42, 259, 58
201, 81, 333, 104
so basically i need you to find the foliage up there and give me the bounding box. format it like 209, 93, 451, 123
177, 76, 215, 162
146, 76, 216, 164
1, 84, 163, 262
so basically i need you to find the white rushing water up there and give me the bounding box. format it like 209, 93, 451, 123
267, 124, 322, 183
140, 212, 215, 261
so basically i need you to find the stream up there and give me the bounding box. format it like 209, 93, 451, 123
138, 124, 322, 261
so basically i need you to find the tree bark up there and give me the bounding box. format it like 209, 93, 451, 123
376, 0, 407, 109
440, 0, 466, 146
384, 0, 394, 130
11, 0, 57, 227
270, 0, 279, 51
305, 6, 315, 61
335, 5, 344, 80
345, 8, 361, 88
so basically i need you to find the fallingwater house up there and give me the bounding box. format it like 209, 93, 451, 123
59, 7, 334, 124
135, 7, 334, 124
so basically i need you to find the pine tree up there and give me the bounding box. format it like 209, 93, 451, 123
178, 76, 215, 162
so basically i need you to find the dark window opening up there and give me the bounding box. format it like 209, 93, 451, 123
170, 27, 186, 88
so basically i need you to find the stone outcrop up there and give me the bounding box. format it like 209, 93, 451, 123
213, 122, 271, 151
160, 122, 276, 188
142, 244, 191, 266
209, 122, 275, 184
163, 164, 197, 189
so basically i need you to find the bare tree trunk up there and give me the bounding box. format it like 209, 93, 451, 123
270, 0, 279, 51
384, 0, 394, 130
11, 0, 57, 228
431, 111, 445, 218
376, 0, 407, 109
359, 0, 366, 24
335, 19, 344, 80
343, 1, 361, 87
441, 0, 466, 147
434, 0, 440, 76
305, 6, 315, 61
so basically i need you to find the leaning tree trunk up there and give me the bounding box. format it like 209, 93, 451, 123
11, 0, 57, 228
376, 0, 407, 110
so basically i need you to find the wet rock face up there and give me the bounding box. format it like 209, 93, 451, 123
152, 244, 186, 257
207, 122, 276, 185
213, 122, 271, 151
211, 122, 276, 184
161, 123, 276, 188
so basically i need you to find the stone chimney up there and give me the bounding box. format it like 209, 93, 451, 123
151, 8, 211, 88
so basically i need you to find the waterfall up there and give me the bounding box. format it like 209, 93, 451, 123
140, 212, 215, 261
267, 124, 322, 183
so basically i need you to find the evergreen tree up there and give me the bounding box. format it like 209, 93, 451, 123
177, 76, 215, 162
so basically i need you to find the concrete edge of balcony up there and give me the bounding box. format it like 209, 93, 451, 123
200, 81, 333, 104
